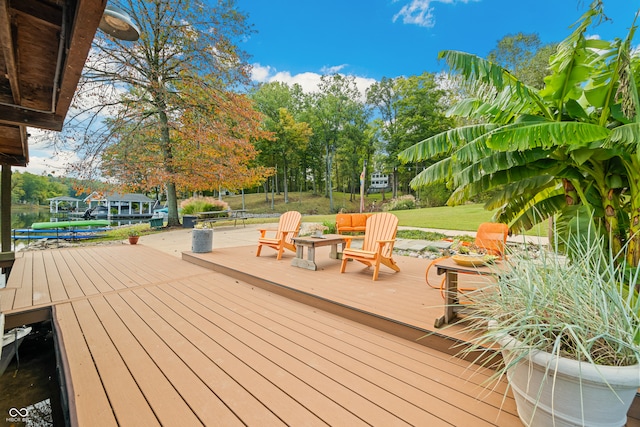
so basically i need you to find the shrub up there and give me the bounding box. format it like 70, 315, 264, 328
180, 197, 229, 215
382, 195, 416, 211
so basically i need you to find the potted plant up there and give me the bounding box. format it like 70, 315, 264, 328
127, 230, 140, 245
462, 232, 640, 426
308, 223, 328, 238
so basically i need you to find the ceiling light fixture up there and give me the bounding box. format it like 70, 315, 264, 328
99, 5, 140, 41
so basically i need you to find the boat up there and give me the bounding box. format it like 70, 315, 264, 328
0, 314, 32, 376
31, 220, 110, 229
11, 228, 110, 241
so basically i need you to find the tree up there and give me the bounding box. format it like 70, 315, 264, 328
250, 82, 310, 204
488, 33, 555, 89
367, 73, 453, 198
66, 0, 254, 226
311, 75, 367, 212
400, 3, 640, 265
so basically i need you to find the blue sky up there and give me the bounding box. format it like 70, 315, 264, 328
24, 0, 640, 175
241, 0, 639, 91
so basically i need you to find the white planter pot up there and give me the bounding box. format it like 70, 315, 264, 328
192, 229, 213, 253
494, 324, 640, 427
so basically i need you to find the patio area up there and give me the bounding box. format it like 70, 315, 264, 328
0, 226, 638, 425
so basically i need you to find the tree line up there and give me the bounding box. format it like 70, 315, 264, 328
53, 0, 555, 227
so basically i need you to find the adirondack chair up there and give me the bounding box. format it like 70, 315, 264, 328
340, 212, 400, 281
256, 211, 302, 260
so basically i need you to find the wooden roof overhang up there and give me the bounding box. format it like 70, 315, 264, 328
0, 0, 105, 166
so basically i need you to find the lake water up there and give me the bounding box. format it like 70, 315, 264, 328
0, 321, 64, 426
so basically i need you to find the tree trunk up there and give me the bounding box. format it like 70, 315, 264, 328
326, 143, 334, 212
283, 159, 289, 204
157, 106, 180, 226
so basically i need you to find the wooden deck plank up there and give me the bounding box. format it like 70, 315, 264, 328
50, 251, 85, 300
0, 287, 15, 313
42, 250, 69, 303
86, 295, 204, 426
4, 250, 25, 289
131, 285, 347, 426
153, 280, 440, 426
100, 292, 250, 426
11, 249, 34, 309
56, 249, 103, 297
31, 252, 52, 306
180, 275, 520, 426
84, 246, 154, 287
70, 247, 131, 292
53, 303, 118, 427
71, 298, 161, 426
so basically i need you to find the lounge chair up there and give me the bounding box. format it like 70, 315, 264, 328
339, 212, 400, 280
256, 211, 302, 260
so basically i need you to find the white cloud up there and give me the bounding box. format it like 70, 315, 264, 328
251, 63, 377, 98
392, 0, 476, 28
321, 64, 347, 74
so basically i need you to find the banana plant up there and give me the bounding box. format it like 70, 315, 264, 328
400, 4, 640, 264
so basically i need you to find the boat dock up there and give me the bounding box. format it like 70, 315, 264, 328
1, 228, 639, 426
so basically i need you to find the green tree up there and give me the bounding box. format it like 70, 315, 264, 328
368, 73, 453, 198
488, 32, 555, 89
311, 75, 365, 212
68, 0, 252, 226
400, 3, 640, 264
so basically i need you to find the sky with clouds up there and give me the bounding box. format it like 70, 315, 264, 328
23, 0, 640, 175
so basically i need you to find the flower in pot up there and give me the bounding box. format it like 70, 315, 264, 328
127, 230, 140, 245
462, 233, 640, 426
308, 223, 328, 237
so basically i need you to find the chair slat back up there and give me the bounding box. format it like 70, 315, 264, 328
475, 222, 509, 256
362, 213, 398, 257
277, 211, 302, 245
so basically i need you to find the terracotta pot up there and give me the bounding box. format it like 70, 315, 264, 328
128, 236, 139, 245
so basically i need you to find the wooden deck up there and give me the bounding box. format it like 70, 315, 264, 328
0, 244, 637, 426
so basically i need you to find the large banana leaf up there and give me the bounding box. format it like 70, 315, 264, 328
438, 50, 552, 120
486, 122, 610, 151
398, 123, 498, 163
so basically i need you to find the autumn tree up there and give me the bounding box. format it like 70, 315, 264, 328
102, 87, 271, 197
63, 0, 254, 226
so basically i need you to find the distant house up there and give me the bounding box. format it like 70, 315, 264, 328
83, 192, 155, 218
48, 196, 82, 214
369, 172, 390, 192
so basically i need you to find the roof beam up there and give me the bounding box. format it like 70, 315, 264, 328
56, 0, 106, 116
0, 103, 63, 130
0, 0, 20, 104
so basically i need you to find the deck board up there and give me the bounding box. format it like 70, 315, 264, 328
54, 303, 118, 427
70, 298, 161, 426
179, 275, 520, 426
186, 274, 517, 417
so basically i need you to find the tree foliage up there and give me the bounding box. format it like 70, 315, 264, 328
400, 2, 640, 264
64, 0, 258, 226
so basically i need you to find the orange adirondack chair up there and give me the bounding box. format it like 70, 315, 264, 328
426, 222, 509, 297
340, 212, 401, 281
256, 211, 302, 260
